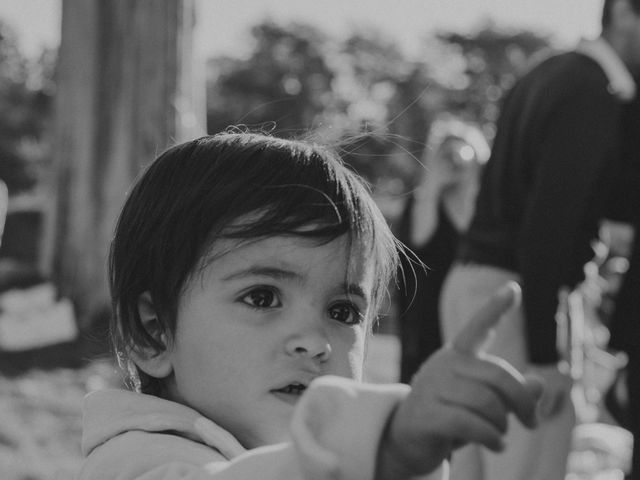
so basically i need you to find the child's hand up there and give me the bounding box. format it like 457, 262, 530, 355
376, 282, 544, 479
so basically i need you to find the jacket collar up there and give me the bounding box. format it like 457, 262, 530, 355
82, 389, 246, 460
576, 37, 636, 101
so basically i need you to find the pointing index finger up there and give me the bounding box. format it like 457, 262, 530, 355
451, 282, 521, 355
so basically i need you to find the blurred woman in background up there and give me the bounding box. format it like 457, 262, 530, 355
396, 116, 489, 383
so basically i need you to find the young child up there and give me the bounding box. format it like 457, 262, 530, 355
78, 132, 543, 480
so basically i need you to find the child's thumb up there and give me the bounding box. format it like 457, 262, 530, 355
523, 373, 545, 400
522, 374, 545, 428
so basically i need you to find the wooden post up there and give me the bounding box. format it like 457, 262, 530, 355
42, 0, 205, 327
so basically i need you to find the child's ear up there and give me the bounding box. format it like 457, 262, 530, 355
130, 291, 174, 379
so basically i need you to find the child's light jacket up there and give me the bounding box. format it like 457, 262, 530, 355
77, 375, 444, 480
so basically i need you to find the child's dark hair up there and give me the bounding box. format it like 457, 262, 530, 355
109, 132, 400, 394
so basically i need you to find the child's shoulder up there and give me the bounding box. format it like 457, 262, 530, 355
79, 389, 239, 479
78, 429, 222, 479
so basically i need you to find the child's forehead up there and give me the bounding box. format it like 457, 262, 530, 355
190, 209, 381, 291
199, 230, 373, 285
206, 231, 365, 266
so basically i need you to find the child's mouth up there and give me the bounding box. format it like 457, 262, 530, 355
272, 382, 307, 404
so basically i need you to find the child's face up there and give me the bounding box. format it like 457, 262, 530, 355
164, 233, 374, 449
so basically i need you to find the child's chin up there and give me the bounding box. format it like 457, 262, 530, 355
245, 424, 291, 449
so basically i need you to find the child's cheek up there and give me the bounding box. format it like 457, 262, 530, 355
348, 330, 367, 381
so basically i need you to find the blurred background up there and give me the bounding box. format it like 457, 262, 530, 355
0, 1, 629, 479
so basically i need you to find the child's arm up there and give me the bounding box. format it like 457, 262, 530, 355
375, 282, 544, 479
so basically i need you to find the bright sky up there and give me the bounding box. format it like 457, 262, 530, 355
0, 0, 603, 60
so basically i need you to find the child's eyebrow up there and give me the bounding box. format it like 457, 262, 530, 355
221, 266, 369, 302
342, 284, 369, 303
222, 266, 301, 283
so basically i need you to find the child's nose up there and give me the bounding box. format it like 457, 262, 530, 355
285, 328, 332, 362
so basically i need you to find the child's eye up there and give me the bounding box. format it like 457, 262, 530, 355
241, 288, 282, 309
328, 303, 363, 326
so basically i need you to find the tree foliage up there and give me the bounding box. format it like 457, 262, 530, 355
206, 20, 552, 193
0, 20, 55, 195
429, 24, 553, 138
206, 22, 335, 137
1, 16, 553, 198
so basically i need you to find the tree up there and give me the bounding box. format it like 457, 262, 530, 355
425, 23, 552, 137
330, 31, 424, 192
0, 20, 55, 194
207, 21, 334, 136
205, 20, 552, 197
45, 0, 205, 326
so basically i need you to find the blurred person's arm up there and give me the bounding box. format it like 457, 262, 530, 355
600, 102, 640, 259
517, 79, 620, 366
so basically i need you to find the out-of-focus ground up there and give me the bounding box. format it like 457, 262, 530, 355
0, 357, 120, 480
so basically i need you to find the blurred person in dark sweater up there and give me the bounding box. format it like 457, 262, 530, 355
440, 1, 640, 479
